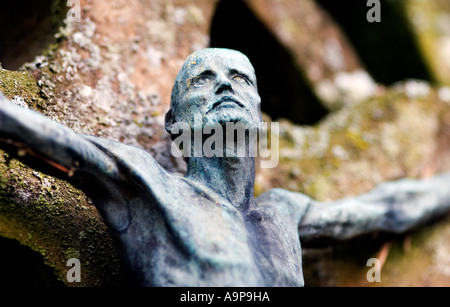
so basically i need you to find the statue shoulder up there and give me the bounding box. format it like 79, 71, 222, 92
255, 188, 311, 225
82, 135, 189, 231
83, 135, 173, 182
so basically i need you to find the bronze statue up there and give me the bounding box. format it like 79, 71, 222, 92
1, 48, 449, 286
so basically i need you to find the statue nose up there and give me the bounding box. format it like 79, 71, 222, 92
215, 75, 234, 95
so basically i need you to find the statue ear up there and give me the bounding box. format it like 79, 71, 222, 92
164, 109, 174, 134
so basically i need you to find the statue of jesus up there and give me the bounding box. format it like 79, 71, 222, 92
1, 48, 449, 286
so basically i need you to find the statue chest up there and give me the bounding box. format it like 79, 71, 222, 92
156, 193, 304, 286
118, 181, 304, 286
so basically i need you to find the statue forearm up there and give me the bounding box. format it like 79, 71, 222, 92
0, 94, 119, 181
298, 172, 450, 246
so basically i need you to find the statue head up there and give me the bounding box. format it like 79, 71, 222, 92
165, 48, 262, 137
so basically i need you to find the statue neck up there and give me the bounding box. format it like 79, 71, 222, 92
185, 156, 255, 210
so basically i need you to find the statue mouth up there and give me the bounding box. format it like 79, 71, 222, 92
206, 96, 246, 114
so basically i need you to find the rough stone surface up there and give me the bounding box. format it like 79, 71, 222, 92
244, 0, 375, 110
404, 0, 450, 85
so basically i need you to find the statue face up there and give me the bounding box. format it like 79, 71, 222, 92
166, 48, 262, 133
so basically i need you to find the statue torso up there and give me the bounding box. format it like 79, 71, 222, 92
86, 137, 304, 287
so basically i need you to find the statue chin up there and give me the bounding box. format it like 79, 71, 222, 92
203, 108, 260, 132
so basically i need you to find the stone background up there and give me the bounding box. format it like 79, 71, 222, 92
0, 0, 449, 286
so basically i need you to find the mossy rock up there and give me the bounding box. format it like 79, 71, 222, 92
0, 68, 126, 286
256, 80, 450, 202
402, 0, 450, 85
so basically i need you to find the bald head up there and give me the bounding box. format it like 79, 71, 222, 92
165, 48, 262, 135
170, 49, 256, 105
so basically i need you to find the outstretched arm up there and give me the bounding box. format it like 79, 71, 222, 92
298, 172, 450, 246
0, 93, 120, 184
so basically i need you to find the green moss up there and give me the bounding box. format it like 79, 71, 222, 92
0, 151, 126, 286
262, 83, 446, 201
65, 247, 80, 260
0, 68, 44, 109
402, 0, 450, 85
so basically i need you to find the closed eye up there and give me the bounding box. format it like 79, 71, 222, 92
192, 71, 214, 87
232, 74, 252, 86
192, 76, 211, 87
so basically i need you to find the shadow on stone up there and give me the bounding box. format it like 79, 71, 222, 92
210, 0, 329, 125
316, 0, 433, 85
0, 0, 66, 70
0, 236, 64, 287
